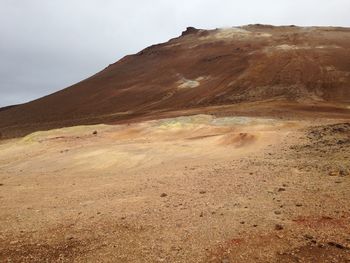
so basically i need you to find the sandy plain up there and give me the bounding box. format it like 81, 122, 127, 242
0, 114, 349, 262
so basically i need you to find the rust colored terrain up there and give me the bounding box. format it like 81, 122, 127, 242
1, 25, 350, 263
1, 25, 350, 138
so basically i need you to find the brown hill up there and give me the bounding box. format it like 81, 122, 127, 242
1, 25, 350, 138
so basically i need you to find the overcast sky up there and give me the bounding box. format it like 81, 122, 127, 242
1, 0, 349, 107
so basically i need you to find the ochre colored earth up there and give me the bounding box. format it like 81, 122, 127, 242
0, 116, 349, 262
0, 25, 350, 262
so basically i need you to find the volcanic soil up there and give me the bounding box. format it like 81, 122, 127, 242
1, 24, 350, 262
0, 114, 349, 262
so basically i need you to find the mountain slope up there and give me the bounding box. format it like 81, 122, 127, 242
1, 25, 350, 138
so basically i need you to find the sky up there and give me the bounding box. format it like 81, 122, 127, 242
1, 0, 350, 107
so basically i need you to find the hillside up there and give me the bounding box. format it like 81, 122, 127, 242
1, 25, 350, 138
1, 25, 350, 262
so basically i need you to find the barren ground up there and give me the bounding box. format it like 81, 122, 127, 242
0, 114, 349, 262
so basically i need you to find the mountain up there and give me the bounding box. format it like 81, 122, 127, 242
1, 24, 350, 138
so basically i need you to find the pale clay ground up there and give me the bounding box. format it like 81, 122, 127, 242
0, 115, 349, 262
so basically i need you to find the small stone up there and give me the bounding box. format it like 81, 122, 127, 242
327, 242, 346, 249
278, 188, 286, 192
200, 212, 204, 217
160, 193, 167, 198
199, 190, 206, 194
170, 245, 178, 251
274, 211, 282, 215
92, 131, 98, 135
337, 139, 345, 145
304, 234, 314, 240
339, 167, 349, 176
296, 203, 303, 207
329, 171, 339, 176
253, 224, 258, 227
275, 224, 284, 230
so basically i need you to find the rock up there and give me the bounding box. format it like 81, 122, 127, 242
65, 235, 75, 241
278, 187, 286, 192
275, 224, 284, 230
199, 190, 206, 194
327, 242, 346, 249
339, 167, 349, 176
171, 246, 182, 251
329, 171, 339, 176
160, 193, 167, 198
181, 27, 199, 36
274, 211, 282, 215
337, 139, 345, 144
92, 131, 98, 135
296, 203, 303, 207
304, 234, 314, 240
329, 167, 349, 177
200, 212, 204, 217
